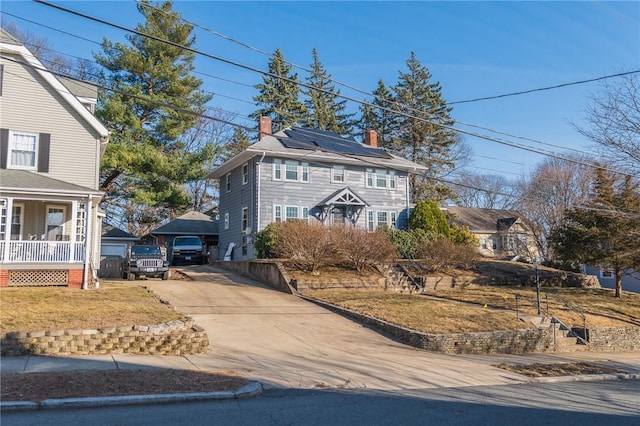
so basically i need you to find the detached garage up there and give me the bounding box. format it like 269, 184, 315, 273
99, 226, 139, 278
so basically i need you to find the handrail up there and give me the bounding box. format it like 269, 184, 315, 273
551, 315, 589, 346
395, 263, 424, 293
515, 293, 549, 318
545, 292, 588, 340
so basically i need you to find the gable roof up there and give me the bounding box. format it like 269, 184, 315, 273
444, 206, 526, 233
102, 226, 138, 241
151, 211, 219, 236
0, 29, 109, 141
208, 127, 427, 179
319, 187, 368, 207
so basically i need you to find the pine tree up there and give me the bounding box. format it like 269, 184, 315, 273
550, 169, 640, 297
250, 48, 307, 131
303, 48, 353, 133
95, 0, 214, 234
358, 79, 398, 149
392, 52, 459, 202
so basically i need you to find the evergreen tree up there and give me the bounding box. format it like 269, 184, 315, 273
391, 52, 459, 202
95, 0, 214, 235
550, 169, 640, 297
408, 200, 450, 238
303, 48, 353, 133
250, 48, 307, 131
221, 127, 251, 162
358, 79, 398, 149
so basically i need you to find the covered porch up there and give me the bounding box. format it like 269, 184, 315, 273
0, 171, 103, 287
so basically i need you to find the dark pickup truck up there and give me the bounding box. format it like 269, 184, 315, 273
123, 245, 170, 280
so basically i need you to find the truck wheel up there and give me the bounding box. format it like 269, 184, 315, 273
162, 271, 169, 280
127, 272, 136, 281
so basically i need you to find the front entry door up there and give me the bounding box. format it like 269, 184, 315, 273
332, 206, 346, 225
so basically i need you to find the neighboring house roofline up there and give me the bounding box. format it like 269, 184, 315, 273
0, 37, 109, 141
208, 130, 427, 179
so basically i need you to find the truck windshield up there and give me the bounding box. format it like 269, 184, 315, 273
132, 246, 161, 256
174, 237, 201, 246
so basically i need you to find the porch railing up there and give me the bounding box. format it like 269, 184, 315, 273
0, 241, 86, 263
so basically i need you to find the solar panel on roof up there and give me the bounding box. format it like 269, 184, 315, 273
280, 128, 392, 159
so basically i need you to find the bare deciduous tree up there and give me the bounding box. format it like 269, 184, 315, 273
514, 156, 593, 260
575, 74, 640, 176
450, 172, 517, 210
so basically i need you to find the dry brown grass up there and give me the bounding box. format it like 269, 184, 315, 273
494, 362, 627, 378
422, 285, 640, 327
0, 283, 186, 332
305, 289, 530, 333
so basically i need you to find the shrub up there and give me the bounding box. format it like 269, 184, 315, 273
386, 228, 436, 259
449, 225, 478, 246
273, 221, 334, 273
417, 238, 479, 272
254, 223, 282, 258
408, 200, 450, 238
332, 226, 397, 273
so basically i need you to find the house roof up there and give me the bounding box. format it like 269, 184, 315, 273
0, 169, 103, 196
444, 206, 525, 233
0, 29, 109, 141
208, 127, 427, 179
151, 211, 219, 236
102, 226, 138, 241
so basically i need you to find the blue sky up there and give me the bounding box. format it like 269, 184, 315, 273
2, 1, 639, 179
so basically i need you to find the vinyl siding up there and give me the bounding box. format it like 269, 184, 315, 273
0, 53, 100, 189
258, 156, 410, 233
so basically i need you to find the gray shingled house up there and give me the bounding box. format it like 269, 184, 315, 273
208, 117, 427, 261
0, 29, 109, 288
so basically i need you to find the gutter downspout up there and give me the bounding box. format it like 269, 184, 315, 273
82, 194, 93, 290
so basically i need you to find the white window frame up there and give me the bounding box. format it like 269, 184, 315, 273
224, 212, 229, 230
390, 211, 397, 229
241, 207, 248, 233
481, 238, 488, 250
273, 159, 282, 181
285, 160, 298, 181
600, 268, 613, 278
365, 168, 397, 189
225, 173, 231, 193
285, 205, 299, 221
331, 165, 345, 183
8, 131, 38, 170
46, 204, 67, 241
367, 210, 374, 232
242, 163, 249, 185
302, 207, 309, 221
11, 203, 24, 240
274, 205, 282, 222
301, 163, 309, 182
366, 169, 374, 188
377, 211, 388, 229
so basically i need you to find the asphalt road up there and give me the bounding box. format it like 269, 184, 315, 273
3, 380, 639, 426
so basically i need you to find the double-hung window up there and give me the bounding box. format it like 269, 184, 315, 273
242, 163, 249, 185
241, 207, 248, 233
274, 205, 282, 222
273, 160, 282, 180
225, 173, 231, 192
9, 131, 38, 169
285, 161, 298, 180
285, 206, 299, 221
224, 212, 229, 230
332, 165, 345, 183
273, 159, 309, 182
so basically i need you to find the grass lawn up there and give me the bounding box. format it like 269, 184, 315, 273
303, 285, 640, 334
0, 283, 186, 332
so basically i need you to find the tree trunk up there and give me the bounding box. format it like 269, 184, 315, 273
615, 266, 622, 298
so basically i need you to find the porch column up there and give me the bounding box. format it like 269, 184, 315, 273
82, 195, 93, 290
69, 200, 78, 263
2, 197, 13, 263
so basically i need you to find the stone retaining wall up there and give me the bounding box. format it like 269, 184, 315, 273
212, 260, 295, 294
586, 327, 640, 352
1, 318, 209, 357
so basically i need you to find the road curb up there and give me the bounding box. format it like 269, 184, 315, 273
0, 381, 263, 412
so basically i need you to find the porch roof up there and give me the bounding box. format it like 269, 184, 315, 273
0, 169, 103, 197
318, 187, 368, 207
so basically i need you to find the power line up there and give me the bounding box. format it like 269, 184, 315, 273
450, 70, 640, 105
20, 2, 639, 179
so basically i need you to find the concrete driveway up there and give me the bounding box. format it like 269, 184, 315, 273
140, 265, 533, 390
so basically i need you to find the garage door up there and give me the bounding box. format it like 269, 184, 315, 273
101, 243, 126, 257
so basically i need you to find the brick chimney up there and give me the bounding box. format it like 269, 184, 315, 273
259, 116, 272, 140
364, 130, 378, 148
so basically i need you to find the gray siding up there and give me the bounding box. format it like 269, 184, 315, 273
217, 158, 257, 260
217, 154, 412, 261
0, 53, 101, 189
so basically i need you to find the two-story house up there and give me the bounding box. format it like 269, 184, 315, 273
444, 206, 539, 261
0, 29, 109, 288
208, 117, 427, 260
